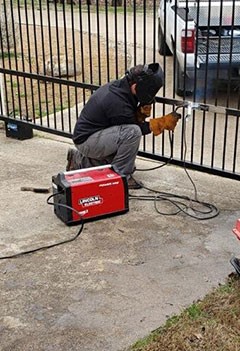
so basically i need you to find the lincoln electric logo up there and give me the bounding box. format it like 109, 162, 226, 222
79, 195, 103, 207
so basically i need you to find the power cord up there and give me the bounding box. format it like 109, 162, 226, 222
0, 192, 84, 260
129, 185, 219, 220
136, 161, 169, 172
130, 117, 220, 220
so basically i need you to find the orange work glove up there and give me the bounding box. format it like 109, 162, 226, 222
149, 111, 181, 136
135, 105, 152, 124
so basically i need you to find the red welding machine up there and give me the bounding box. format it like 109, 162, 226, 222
52, 165, 129, 225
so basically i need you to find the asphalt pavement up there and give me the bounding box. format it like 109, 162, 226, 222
0, 124, 239, 351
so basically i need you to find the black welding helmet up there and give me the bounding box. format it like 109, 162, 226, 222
126, 63, 164, 105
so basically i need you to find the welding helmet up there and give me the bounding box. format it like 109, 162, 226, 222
126, 63, 164, 105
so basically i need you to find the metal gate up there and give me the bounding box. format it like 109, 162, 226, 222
0, 0, 239, 180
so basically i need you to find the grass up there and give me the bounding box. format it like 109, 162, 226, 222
128, 273, 240, 351
0, 52, 18, 59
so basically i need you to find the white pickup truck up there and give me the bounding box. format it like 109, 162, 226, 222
157, 0, 240, 96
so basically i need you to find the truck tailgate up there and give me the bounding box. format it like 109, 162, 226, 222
197, 37, 240, 65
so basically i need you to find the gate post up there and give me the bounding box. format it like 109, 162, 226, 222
0, 73, 7, 116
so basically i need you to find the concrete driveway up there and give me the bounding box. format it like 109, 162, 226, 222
0, 126, 239, 350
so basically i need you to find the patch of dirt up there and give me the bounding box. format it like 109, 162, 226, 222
3, 24, 127, 118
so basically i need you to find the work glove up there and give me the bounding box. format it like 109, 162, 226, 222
135, 104, 152, 124
149, 111, 181, 136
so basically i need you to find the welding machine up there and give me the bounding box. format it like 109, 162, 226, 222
52, 165, 129, 225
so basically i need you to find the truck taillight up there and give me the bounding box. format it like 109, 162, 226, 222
181, 29, 195, 53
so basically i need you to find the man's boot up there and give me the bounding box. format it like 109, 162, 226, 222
127, 176, 143, 190
66, 148, 78, 171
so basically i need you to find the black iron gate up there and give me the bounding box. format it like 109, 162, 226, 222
0, 0, 239, 180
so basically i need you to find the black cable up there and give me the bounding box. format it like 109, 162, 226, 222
129, 185, 219, 220
135, 133, 172, 172
181, 118, 199, 201
136, 161, 169, 172
130, 122, 220, 220
0, 192, 84, 260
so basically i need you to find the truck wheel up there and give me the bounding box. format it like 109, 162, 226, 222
158, 22, 172, 56
175, 59, 193, 97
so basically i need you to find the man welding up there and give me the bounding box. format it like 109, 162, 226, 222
66, 63, 180, 189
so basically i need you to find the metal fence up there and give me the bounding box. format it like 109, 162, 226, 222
0, 0, 239, 180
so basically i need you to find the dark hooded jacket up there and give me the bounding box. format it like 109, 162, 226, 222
73, 76, 151, 145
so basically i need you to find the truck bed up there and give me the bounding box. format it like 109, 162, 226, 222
176, 1, 240, 27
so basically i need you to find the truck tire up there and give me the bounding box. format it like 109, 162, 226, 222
175, 59, 193, 97
158, 21, 172, 56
